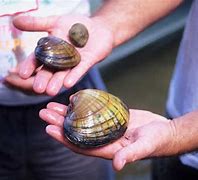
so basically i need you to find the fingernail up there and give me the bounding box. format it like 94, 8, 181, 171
46, 125, 54, 133
19, 69, 29, 78
46, 125, 57, 134
9, 67, 17, 73
65, 77, 76, 88
33, 82, 45, 93
120, 159, 126, 169
47, 85, 59, 96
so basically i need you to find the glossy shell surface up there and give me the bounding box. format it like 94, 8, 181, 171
64, 89, 129, 148
35, 36, 80, 70
69, 23, 89, 47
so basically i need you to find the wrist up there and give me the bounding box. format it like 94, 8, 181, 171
171, 111, 198, 154
166, 120, 181, 155
151, 120, 180, 157
92, 15, 138, 48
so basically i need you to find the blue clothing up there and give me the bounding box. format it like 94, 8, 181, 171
166, 0, 198, 169
0, 78, 114, 180
0, 1, 114, 179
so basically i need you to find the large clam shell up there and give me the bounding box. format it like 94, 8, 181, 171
64, 89, 129, 148
35, 36, 80, 70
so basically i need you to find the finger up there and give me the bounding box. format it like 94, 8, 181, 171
46, 102, 67, 116
5, 73, 34, 91
46, 125, 69, 143
33, 68, 53, 94
64, 53, 95, 88
39, 109, 64, 127
8, 65, 19, 73
19, 53, 37, 78
113, 140, 153, 171
45, 125, 85, 152
46, 71, 69, 96
45, 125, 116, 158
13, 15, 60, 32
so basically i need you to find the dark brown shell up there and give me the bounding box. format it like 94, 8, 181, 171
69, 23, 89, 48
64, 89, 129, 148
35, 36, 80, 70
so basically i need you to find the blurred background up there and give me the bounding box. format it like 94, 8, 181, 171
90, 1, 193, 180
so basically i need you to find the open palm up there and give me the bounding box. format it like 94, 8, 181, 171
6, 15, 113, 95
39, 102, 174, 171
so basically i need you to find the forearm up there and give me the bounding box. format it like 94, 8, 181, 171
169, 111, 198, 155
92, 0, 183, 47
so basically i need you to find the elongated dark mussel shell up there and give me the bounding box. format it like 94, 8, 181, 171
64, 89, 129, 148
69, 23, 89, 48
35, 36, 80, 70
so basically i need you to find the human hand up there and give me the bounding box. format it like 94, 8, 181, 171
4, 60, 41, 93
12, 15, 113, 95
5, 71, 34, 92
39, 102, 176, 171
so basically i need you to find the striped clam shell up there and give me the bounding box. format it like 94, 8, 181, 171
64, 89, 129, 148
35, 36, 80, 70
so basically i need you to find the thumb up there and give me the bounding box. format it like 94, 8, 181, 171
113, 140, 154, 171
13, 15, 59, 32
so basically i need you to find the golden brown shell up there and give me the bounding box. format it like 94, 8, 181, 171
34, 36, 80, 70
64, 89, 129, 148
69, 23, 89, 48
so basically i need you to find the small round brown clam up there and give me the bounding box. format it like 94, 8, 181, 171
34, 36, 80, 70
69, 23, 89, 48
64, 89, 129, 148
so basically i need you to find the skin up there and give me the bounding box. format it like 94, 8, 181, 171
5, 0, 183, 95
39, 102, 198, 171
5, 15, 114, 95
6, 0, 198, 172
